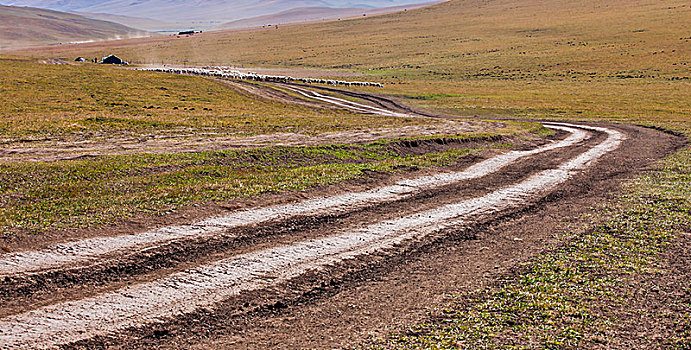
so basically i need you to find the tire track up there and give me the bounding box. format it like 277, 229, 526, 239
0, 125, 595, 317
0, 124, 624, 349
0, 127, 587, 277
280, 85, 415, 118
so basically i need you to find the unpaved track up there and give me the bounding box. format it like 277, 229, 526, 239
0, 127, 585, 276
216, 124, 680, 350
0, 126, 589, 308
0, 123, 622, 348
0, 80, 677, 349
279, 85, 415, 118
0, 77, 485, 162
0, 123, 483, 163
0, 125, 600, 317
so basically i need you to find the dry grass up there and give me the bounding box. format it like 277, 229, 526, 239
0, 56, 430, 142
15, 0, 689, 125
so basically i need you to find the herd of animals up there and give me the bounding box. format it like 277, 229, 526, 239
140, 66, 385, 87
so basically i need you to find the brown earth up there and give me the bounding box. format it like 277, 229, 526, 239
0, 128, 567, 316
0, 131, 520, 254
0, 123, 676, 348
96, 125, 680, 349
0, 82, 683, 348
0, 122, 476, 162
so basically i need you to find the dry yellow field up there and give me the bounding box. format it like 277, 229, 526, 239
15, 0, 689, 129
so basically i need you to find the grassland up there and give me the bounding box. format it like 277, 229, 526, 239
1, 56, 545, 237
378, 147, 691, 349
17, 0, 689, 125
2, 0, 689, 346
0, 56, 428, 143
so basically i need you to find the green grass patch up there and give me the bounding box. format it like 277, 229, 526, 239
0, 134, 516, 236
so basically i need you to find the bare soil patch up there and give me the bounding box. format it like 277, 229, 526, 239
116, 124, 679, 349
0, 81, 681, 348
0, 123, 679, 349
0, 129, 572, 316
0, 124, 666, 348
0, 122, 482, 162
0, 132, 524, 254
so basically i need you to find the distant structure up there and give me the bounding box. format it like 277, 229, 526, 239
74, 57, 86, 62
101, 55, 128, 65
177, 30, 202, 35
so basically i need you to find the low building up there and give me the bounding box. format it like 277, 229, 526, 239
101, 55, 128, 65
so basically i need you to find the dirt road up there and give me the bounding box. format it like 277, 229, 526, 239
0, 81, 681, 349
0, 76, 489, 163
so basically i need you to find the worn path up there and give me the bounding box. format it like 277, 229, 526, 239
0, 80, 676, 349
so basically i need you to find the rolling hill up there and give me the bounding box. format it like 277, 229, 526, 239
219, 1, 441, 29
71, 11, 176, 32
0, 0, 430, 23
0, 5, 148, 49
23, 0, 689, 126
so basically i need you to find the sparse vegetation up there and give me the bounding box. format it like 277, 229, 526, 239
379, 139, 691, 349
0, 132, 544, 236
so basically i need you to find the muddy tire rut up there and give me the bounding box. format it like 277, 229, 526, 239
0, 128, 600, 315
0, 80, 681, 349
0, 122, 628, 348
0, 127, 588, 286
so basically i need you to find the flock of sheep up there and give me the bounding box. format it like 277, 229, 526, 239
140, 66, 384, 88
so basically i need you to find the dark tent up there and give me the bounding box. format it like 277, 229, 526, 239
101, 55, 128, 65
75, 57, 86, 62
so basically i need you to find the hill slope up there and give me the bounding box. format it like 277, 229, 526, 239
219, 1, 441, 29
0, 0, 429, 22
23, 0, 689, 124
0, 5, 148, 49
70, 11, 175, 32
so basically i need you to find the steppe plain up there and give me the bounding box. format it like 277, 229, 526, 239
0, 0, 689, 348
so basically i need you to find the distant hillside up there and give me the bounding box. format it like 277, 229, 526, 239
219, 1, 441, 29
71, 12, 176, 32
0, 5, 148, 49
0, 0, 429, 23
